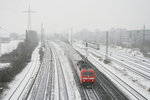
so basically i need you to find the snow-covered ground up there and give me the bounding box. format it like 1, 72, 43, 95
73, 40, 150, 99
0, 40, 22, 69
0, 40, 22, 56
0, 42, 41, 100
109, 45, 143, 57
0, 63, 10, 69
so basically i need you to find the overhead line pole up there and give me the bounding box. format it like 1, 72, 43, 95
105, 31, 108, 60
41, 24, 45, 47
142, 25, 145, 52
70, 28, 73, 45
23, 6, 36, 31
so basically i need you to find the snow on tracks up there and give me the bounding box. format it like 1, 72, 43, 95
51, 42, 81, 100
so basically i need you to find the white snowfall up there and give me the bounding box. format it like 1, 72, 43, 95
73, 40, 150, 100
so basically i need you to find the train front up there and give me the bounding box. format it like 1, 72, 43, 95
81, 68, 95, 86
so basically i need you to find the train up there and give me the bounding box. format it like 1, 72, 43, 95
76, 60, 95, 87
83, 41, 100, 50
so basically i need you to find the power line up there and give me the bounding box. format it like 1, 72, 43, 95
0, 26, 11, 34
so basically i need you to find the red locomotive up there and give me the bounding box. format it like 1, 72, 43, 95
76, 60, 95, 87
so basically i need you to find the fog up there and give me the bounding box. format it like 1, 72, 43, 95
0, 0, 150, 34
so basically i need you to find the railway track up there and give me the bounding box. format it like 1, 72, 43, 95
60, 42, 128, 100
88, 53, 148, 100
99, 48, 150, 71
7, 45, 40, 100
105, 47, 150, 64
26, 42, 54, 100
77, 52, 129, 100
102, 48, 150, 68
51, 42, 69, 100
83, 87, 100, 100
74, 44, 148, 99
81, 42, 150, 71
86, 43, 150, 66
86, 47, 150, 80
61, 43, 105, 100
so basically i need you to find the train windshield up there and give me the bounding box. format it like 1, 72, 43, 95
83, 72, 94, 76
89, 72, 94, 76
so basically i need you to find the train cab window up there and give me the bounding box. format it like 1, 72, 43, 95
83, 72, 94, 76
89, 72, 94, 76
83, 72, 88, 76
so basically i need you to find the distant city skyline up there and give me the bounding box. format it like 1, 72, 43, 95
0, 0, 150, 35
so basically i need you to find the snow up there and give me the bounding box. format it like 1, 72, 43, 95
51, 42, 81, 100
111, 46, 143, 57
0, 40, 22, 70
73, 41, 150, 99
1, 42, 41, 100
0, 40, 22, 56
53, 47, 59, 100
0, 63, 10, 69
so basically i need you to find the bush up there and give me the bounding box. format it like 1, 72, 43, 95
0, 40, 38, 84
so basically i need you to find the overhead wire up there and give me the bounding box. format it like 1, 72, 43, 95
0, 26, 11, 34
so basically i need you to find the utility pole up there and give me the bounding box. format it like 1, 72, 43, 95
0, 41, 1, 56
98, 36, 101, 50
41, 24, 45, 47
120, 30, 122, 46
66, 29, 69, 43
70, 28, 73, 45
23, 6, 36, 31
85, 41, 88, 59
142, 25, 145, 52
104, 31, 110, 63
105, 31, 108, 60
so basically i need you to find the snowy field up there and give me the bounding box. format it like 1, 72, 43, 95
73, 40, 150, 99
0, 40, 22, 56
0, 40, 22, 69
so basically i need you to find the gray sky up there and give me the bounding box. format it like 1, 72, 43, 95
0, 0, 150, 35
